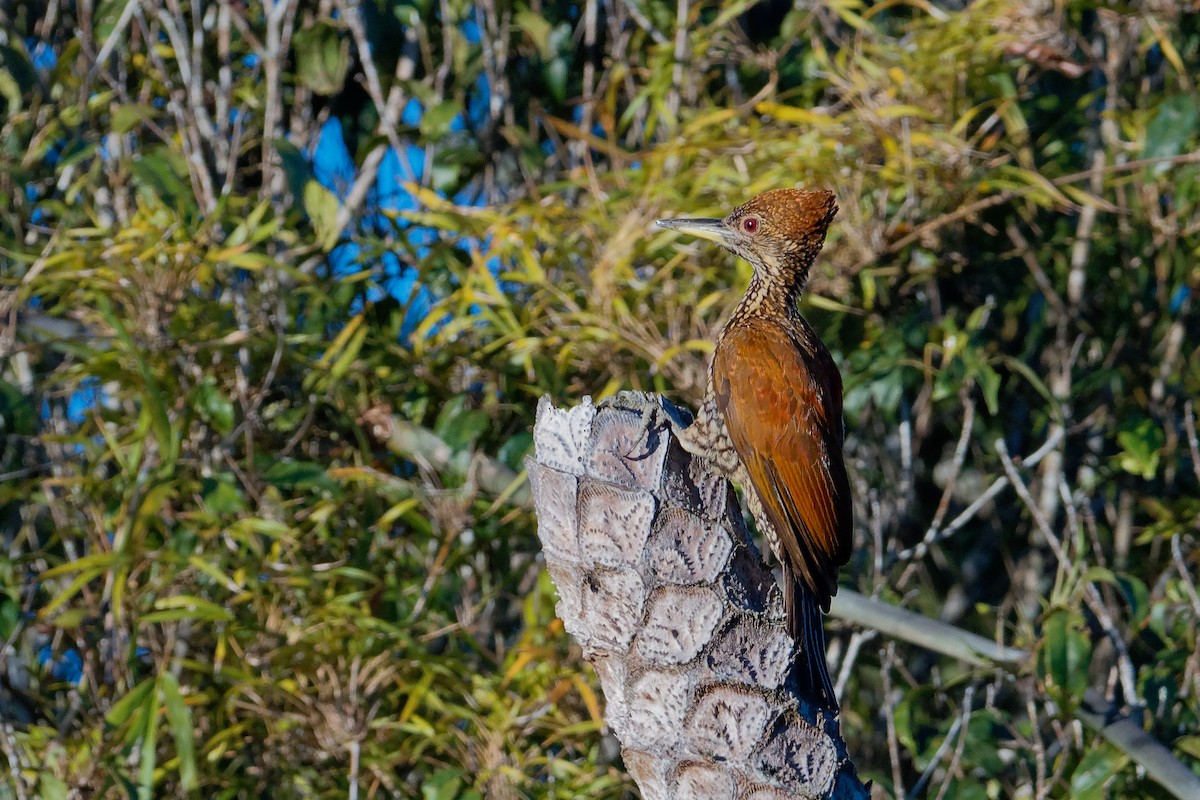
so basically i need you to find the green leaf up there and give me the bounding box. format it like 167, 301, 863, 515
274, 138, 313, 205
129, 146, 194, 214
1115, 574, 1150, 625
36, 774, 68, 800
0, 594, 17, 640
497, 431, 533, 471
515, 11, 553, 58
1177, 735, 1200, 760
304, 179, 341, 251
977, 363, 1000, 415
93, 0, 129, 41
41, 563, 117, 618
1040, 608, 1092, 699
200, 474, 247, 514
870, 373, 903, 413
0, 43, 37, 111
0, 378, 37, 435
194, 378, 234, 435
105, 677, 157, 728
422, 768, 463, 800
330, 323, 368, 380
433, 396, 489, 452
958, 710, 1006, 775
1143, 95, 1199, 173
292, 21, 350, 96
431, 159, 462, 194
227, 517, 292, 539
420, 101, 463, 140
160, 673, 198, 790
111, 103, 157, 134
48, 608, 88, 628
999, 355, 1057, 407
891, 688, 917, 755
394, 4, 420, 26
941, 781, 987, 800
1069, 745, 1129, 799
0, 68, 22, 114
546, 58, 568, 104
145, 594, 234, 623
97, 296, 178, 470
263, 459, 338, 495
1116, 417, 1164, 480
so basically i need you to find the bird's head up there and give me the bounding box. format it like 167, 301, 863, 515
657, 188, 837, 287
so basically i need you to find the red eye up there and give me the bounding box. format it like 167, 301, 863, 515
743, 217, 758, 234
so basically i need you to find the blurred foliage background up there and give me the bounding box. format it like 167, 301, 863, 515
1, 0, 1198, 798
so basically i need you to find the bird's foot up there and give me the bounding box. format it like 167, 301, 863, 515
597, 389, 658, 415
595, 392, 710, 465
592, 393, 715, 470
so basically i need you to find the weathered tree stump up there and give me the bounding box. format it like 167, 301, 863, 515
528, 392, 869, 799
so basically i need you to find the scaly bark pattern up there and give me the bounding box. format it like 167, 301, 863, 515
528, 392, 868, 799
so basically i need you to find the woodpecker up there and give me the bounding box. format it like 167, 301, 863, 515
657, 188, 852, 710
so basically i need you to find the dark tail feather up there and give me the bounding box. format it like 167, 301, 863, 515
785, 567, 838, 711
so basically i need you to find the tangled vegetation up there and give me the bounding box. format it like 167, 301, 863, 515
1, 1, 1198, 798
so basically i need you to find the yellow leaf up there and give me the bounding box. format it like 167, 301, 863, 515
503, 648, 538, 683
807, 294, 864, 315
755, 102, 832, 127
572, 674, 603, 722
316, 312, 366, 368
876, 104, 936, 121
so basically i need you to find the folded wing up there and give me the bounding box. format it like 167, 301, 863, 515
713, 320, 853, 612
